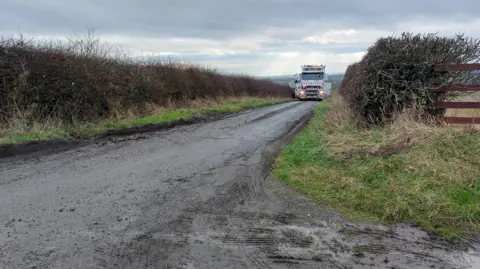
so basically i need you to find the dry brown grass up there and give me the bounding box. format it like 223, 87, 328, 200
0, 95, 289, 145
323, 95, 451, 158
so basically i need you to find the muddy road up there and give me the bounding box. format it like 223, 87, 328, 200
0, 101, 478, 269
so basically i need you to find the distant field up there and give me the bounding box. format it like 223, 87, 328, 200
445, 92, 480, 129
266, 74, 344, 86
445, 92, 480, 117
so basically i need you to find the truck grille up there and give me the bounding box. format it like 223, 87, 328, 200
305, 89, 319, 98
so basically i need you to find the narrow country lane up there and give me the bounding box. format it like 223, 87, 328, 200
0, 101, 473, 269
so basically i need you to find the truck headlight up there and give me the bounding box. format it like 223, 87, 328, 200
319, 90, 324, 95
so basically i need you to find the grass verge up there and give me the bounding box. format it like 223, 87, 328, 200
1, 96, 290, 145
273, 96, 480, 240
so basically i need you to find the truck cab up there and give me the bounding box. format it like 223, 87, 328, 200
290, 65, 331, 101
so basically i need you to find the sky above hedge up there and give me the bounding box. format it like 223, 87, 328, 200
1, 0, 479, 75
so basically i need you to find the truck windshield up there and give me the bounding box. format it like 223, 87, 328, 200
301, 72, 324, 80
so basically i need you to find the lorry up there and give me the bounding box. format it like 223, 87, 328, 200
288, 64, 331, 101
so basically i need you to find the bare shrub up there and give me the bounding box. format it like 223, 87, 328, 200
338, 62, 361, 105
340, 32, 480, 126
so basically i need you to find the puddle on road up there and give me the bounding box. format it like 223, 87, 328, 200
468, 250, 480, 268
205, 221, 480, 268
452, 249, 480, 269
110, 210, 480, 269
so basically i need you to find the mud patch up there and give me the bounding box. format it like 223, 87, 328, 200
272, 212, 296, 224
280, 227, 315, 247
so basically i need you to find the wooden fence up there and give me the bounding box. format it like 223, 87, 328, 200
428, 64, 480, 124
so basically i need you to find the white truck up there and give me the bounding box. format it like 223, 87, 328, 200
289, 64, 331, 101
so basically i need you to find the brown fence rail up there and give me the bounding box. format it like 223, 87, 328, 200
435, 64, 480, 72
428, 64, 480, 125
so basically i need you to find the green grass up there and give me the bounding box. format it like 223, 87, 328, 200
1, 97, 289, 145
273, 101, 480, 240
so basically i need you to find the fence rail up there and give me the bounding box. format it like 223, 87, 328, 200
433, 101, 480, 109
428, 84, 480, 92
428, 64, 480, 125
442, 117, 480, 124
435, 64, 480, 72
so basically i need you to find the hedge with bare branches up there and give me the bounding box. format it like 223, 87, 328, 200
0, 33, 291, 123
339, 32, 480, 125
338, 62, 360, 104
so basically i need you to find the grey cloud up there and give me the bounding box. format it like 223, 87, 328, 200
142, 40, 368, 66
181, 53, 263, 62
2, 0, 479, 76
1, 0, 479, 39
258, 41, 369, 54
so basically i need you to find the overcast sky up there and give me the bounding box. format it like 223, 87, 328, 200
1, 0, 480, 76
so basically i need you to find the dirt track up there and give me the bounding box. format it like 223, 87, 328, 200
0, 101, 478, 269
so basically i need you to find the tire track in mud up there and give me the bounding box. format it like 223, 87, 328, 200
85, 104, 311, 268
89, 118, 297, 268
337, 225, 477, 267
99, 111, 346, 268
2, 101, 477, 269
96, 102, 471, 269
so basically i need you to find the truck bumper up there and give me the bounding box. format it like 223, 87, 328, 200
298, 88, 325, 101
299, 97, 323, 101
298, 94, 325, 101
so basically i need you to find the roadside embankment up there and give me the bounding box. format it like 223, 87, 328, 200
273, 96, 480, 240
0, 96, 290, 146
